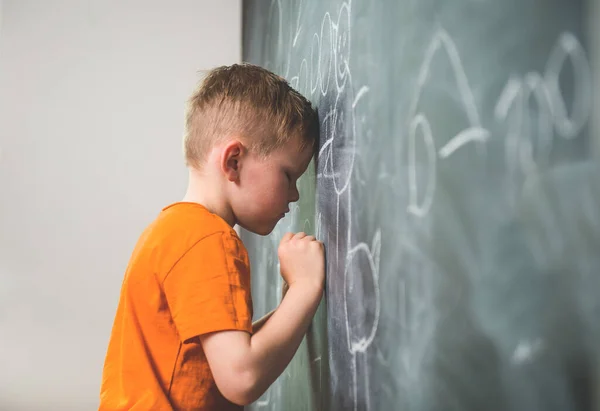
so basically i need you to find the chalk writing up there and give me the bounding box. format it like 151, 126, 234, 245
407, 29, 490, 217
253, 1, 593, 410
408, 28, 590, 217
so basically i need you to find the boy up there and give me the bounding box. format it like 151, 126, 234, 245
99, 64, 324, 410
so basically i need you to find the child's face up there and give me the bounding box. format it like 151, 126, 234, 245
232, 137, 314, 236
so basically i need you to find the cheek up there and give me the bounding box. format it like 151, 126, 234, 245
243, 171, 285, 207
257, 176, 288, 205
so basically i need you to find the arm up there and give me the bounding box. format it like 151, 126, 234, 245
251, 281, 288, 334
201, 282, 322, 405
199, 233, 324, 406
251, 310, 274, 334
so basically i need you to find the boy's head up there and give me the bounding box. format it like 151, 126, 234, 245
183, 63, 319, 235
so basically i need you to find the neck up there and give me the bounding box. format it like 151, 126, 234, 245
182, 167, 236, 227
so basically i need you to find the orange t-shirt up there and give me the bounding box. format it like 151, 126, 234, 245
99, 202, 253, 411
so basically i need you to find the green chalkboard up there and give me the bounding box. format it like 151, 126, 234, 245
242, 1, 600, 410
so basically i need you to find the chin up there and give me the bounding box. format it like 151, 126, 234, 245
256, 222, 279, 236
238, 222, 276, 236
255, 228, 274, 236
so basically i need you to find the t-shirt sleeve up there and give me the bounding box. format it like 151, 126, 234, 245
162, 231, 253, 342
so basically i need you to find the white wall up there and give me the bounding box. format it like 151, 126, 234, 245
0, 1, 241, 409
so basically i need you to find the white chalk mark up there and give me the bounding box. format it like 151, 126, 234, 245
255, 388, 271, 408
316, 172, 342, 178
344, 231, 382, 353
495, 76, 522, 121
292, 0, 304, 47
317, 108, 336, 180
351, 353, 358, 411
347, 179, 353, 255
511, 339, 544, 365
407, 28, 489, 216
352, 86, 369, 109
371, 230, 381, 274
298, 58, 308, 94
310, 32, 320, 95
438, 127, 490, 158
330, 84, 359, 195
407, 114, 436, 217
303, 219, 311, 233
364, 353, 371, 411
544, 31, 592, 139
409, 29, 483, 129
344, 228, 381, 411
293, 26, 302, 47
335, 195, 340, 266
334, 2, 351, 93
491, 32, 591, 207
282, 13, 591, 411
283, 3, 375, 410
289, 58, 308, 93
520, 71, 554, 171
317, 112, 335, 160
319, 12, 333, 96
290, 76, 299, 90
496, 75, 525, 204
315, 212, 323, 241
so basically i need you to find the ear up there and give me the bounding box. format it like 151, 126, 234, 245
220, 140, 245, 182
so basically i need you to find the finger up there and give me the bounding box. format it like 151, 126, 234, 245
304, 235, 316, 242
281, 232, 294, 242
293, 232, 307, 240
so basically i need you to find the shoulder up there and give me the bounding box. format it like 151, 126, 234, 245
154, 202, 239, 244
127, 202, 247, 278
153, 202, 248, 269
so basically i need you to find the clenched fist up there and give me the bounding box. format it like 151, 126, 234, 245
278, 232, 325, 292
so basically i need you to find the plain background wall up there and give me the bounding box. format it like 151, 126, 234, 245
0, 1, 241, 409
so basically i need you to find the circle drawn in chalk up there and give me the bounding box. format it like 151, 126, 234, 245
344, 242, 380, 354
544, 32, 592, 140
334, 3, 351, 92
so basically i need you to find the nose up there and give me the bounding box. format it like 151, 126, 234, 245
289, 185, 300, 203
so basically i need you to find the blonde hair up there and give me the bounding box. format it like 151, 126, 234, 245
183, 63, 319, 168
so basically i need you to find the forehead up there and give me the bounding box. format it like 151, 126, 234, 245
271, 138, 314, 170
